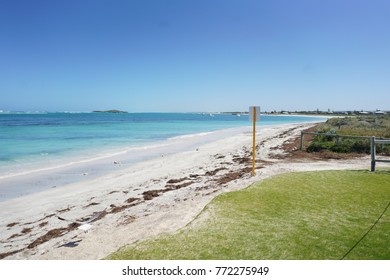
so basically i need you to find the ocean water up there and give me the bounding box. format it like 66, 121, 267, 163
0, 112, 325, 200
0, 112, 325, 175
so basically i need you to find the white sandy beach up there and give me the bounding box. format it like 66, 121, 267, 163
0, 122, 371, 260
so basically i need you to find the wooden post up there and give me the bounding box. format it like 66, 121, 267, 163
371, 136, 376, 172
252, 107, 256, 176
300, 132, 304, 150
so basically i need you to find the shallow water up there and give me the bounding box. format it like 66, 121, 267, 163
0, 112, 325, 201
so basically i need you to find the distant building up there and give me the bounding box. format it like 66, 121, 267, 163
334, 111, 349, 115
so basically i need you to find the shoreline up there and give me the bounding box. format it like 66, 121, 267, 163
0, 126, 251, 202
0, 117, 324, 202
0, 121, 370, 260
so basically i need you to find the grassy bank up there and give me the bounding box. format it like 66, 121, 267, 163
107, 170, 390, 260
307, 115, 390, 155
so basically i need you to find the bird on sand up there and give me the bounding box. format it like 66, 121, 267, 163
57, 208, 106, 232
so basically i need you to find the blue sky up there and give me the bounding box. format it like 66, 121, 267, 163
1, 0, 389, 112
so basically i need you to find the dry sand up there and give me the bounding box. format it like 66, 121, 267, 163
0, 122, 370, 260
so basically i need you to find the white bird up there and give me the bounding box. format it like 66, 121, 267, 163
57, 209, 106, 232
77, 224, 93, 232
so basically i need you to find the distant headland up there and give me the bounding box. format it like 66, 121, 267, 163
92, 110, 128, 113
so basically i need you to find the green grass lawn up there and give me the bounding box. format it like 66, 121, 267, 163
107, 170, 390, 260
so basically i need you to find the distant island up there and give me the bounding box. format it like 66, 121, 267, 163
93, 110, 128, 113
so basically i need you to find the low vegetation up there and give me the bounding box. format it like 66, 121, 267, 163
307, 115, 390, 155
107, 170, 390, 260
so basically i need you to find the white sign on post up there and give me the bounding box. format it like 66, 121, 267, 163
249, 106, 261, 121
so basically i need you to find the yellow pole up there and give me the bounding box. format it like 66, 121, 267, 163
252, 107, 256, 176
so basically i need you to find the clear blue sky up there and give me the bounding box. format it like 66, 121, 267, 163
1, 0, 389, 112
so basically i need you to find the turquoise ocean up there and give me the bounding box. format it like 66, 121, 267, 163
0, 112, 325, 200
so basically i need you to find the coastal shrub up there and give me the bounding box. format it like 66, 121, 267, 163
329, 142, 352, 153
307, 115, 390, 155
351, 140, 371, 154
307, 141, 334, 152
307, 139, 371, 154
384, 128, 390, 138
377, 144, 390, 156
